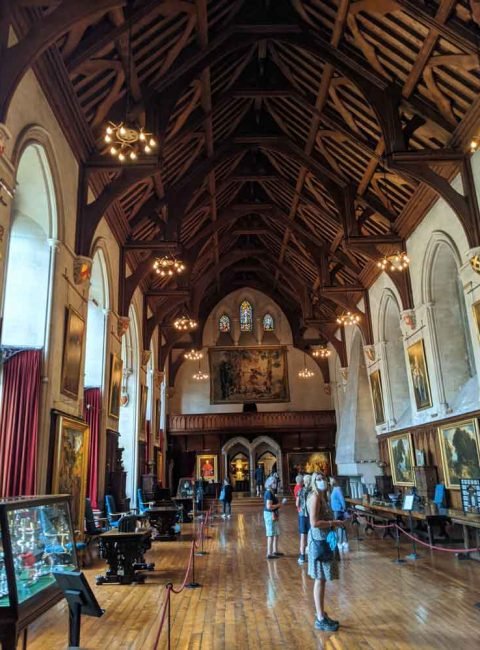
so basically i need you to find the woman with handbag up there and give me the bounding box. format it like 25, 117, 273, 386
308, 472, 344, 632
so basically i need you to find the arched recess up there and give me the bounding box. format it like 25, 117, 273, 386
84, 248, 110, 386
2, 139, 59, 347
119, 304, 141, 502
379, 290, 411, 426
336, 328, 379, 483
422, 232, 476, 409
251, 435, 283, 493
221, 436, 251, 491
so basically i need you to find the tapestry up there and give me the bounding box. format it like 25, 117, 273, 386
209, 347, 289, 403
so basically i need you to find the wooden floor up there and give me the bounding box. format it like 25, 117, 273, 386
25, 503, 480, 650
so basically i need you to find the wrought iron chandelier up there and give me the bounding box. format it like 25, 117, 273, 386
336, 311, 360, 326
298, 353, 315, 379
173, 315, 197, 331
102, 23, 157, 163
153, 255, 186, 277
377, 251, 410, 272
192, 361, 208, 381
184, 348, 203, 361
312, 346, 331, 359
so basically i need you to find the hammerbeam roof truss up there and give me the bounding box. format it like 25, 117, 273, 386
5, 0, 480, 346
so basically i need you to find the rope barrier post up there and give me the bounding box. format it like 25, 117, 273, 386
393, 524, 406, 564
405, 513, 420, 560
166, 584, 172, 650
186, 542, 202, 589
195, 516, 208, 556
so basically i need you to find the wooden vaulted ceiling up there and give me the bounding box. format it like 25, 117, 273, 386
4, 0, 480, 352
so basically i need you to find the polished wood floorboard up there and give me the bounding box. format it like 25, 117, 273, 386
25, 504, 480, 649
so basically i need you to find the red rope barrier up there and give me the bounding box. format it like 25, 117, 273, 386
152, 585, 172, 650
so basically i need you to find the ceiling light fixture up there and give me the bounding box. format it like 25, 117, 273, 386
153, 255, 185, 277
173, 315, 197, 331
470, 136, 480, 154
184, 349, 203, 361
312, 346, 331, 359
377, 251, 410, 272
298, 353, 315, 379
192, 360, 208, 381
336, 311, 360, 326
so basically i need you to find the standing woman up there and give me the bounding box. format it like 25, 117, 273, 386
263, 475, 284, 559
221, 477, 233, 518
330, 477, 348, 550
296, 474, 311, 565
308, 472, 343, 632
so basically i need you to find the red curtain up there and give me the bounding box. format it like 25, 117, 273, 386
83, 387, 101, 509
0, 349, 41, 497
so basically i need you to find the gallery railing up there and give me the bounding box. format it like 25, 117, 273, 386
167, 410, 336, 434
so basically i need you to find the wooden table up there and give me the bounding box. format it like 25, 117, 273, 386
144, 506, 178, 540
450, 511, 480, 560
96, 530, 154, 585
346, 498, 450, 546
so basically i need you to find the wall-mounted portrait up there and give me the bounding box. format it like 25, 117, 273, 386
388, 433, 415, 486
472, 301, 480, 339
437, 419, 480, 489
196, 454, 218, 482
61, 306, 85, 399
139, 384, 148, 441
369, 369, 386, 426
155, 397, 161, 445
407, 339, 432, 411
287, 451, 332, 484
51, 413, 90, 532
108, 353, 123, 419
209, 347, 289, 403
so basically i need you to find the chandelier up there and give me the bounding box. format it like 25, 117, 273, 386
184, 348, 203, 361
377, 251, 410, 272
336, 311, 360, 326
192, 361, 208, 381
312, 346, 331, 359
153, 255, 186, 277
298, 353, 315, 379
173, 315, 197, 331
104, 122, 157, 162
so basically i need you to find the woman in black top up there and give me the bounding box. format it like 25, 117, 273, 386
221, 478, 233, 518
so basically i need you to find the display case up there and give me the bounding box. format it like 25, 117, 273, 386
0, 495, 78, 650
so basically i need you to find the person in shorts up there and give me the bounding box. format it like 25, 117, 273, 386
263, 475, 284, 559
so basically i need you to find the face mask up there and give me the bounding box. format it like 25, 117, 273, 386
316, 479, 327, 491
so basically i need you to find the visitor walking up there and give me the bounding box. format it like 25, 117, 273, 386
307, 472, 344, 632
296, 474, 311, 565
330, 477, 348, 550
255, 463, 265, 497
263, 475, 286, 559
219, 477, 233, 518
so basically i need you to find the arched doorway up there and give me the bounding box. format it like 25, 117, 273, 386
251, 436, 283, 495
221, 436, 251, 493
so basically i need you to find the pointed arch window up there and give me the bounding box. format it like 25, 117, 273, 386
219, 313, 231, 332
239, 300, 253, 332
263, 313, 274, 331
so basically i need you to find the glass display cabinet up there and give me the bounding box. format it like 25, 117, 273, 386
0, 495, 78, 650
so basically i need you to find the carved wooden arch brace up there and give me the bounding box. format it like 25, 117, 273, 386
0, 0, 126, 122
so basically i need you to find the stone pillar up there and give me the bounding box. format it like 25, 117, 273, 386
255, 317, 262, 344
249, 449, 255, 496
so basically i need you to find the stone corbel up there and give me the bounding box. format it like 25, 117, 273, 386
466, 246, 480, 276
141, 349, 151, 367
400, 308, 416, 335
323, 382, 332, 396
154, 370, 165, 389
73, 255, 92, 285
117, 315, 130, 338
363, 344, 376, 364
339, 367, 348, 392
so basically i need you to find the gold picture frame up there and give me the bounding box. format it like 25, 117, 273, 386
472, 301, 480, 338
369, 369, 386, 426
61, 305, 86, 399
52, 413, 90, 533
139, 384, 148, 442
108, 353, 123, 419
387, 432, 415, 487
437, 419, 480, 489
196, 454, 218, 482
407, 339, 432, 411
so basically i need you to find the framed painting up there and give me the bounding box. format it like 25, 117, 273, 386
369, 369, 386, 426
209, 347, 289, 404
287, 451, 332, 484
61, 306, 86, 399
52, 413, 90, 532
157, 450, 164, 484
108, 353, 123, 419
407, 339, 432, 411
155, 397, 161, 445
139, 384, 148, 441
387, 433, 415, 486
196, 454, 218, 482
437, 419, 480, 489
472, 301, 480, 339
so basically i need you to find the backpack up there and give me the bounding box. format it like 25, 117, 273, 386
298, 487, 309, 517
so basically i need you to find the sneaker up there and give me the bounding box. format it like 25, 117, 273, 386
297, 554, 305, 565
342, 542, 349, 551
227, 514, 231, 518
324, 613, 339, 626
221, 514, 226, 519
314, 617, 339, 632
267, 554, 277, 559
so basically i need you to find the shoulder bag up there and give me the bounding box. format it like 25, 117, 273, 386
310, 538, 333, 562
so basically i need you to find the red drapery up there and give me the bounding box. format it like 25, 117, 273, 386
83, 387, 101, 509
0, 349, 41, 497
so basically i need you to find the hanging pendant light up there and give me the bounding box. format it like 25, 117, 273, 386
173, 315, 197, 331
336, 311, 360, 326
184, 348, 203, 361
298, 352, 314, 379
192, 360, 208, 381
312, 346, 331, 359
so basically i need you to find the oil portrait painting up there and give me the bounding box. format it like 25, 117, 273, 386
369, 369, 385, 426
61, 306, 85, 399
388, 433, 415, 486
438, 420, 480, 489
407, 339, 432, 411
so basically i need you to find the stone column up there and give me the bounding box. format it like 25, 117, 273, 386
255, 317, 262, 344
249, 449, 255, 496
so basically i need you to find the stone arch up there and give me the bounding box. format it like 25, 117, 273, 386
251, 435, 283, 492
221, 436, 251, 491
90, 237, 115, 312
84, 248, 110, 387
378, 289, 411, 427
422, 231, 475, 409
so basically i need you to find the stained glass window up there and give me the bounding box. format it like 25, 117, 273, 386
239, 300, 253, 331
263, 313, 274, 331
219, 313, 231, 332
